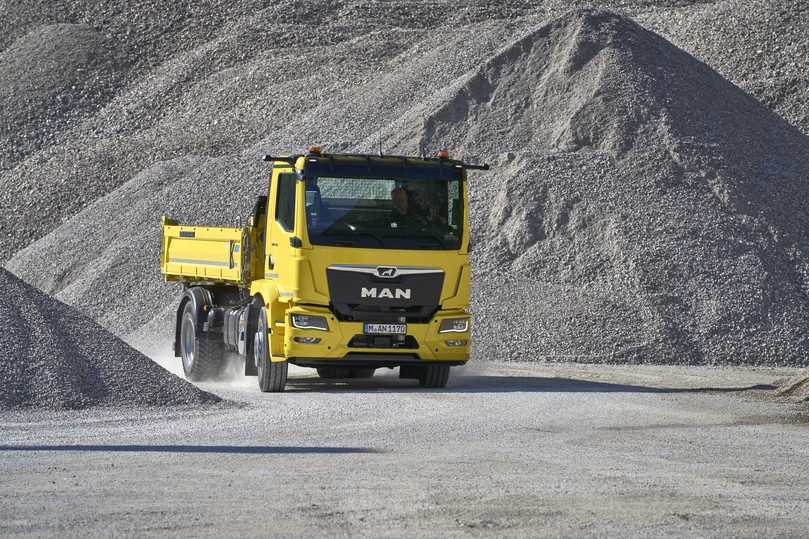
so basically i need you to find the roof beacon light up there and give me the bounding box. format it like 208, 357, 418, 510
437, 149, 450, 159
307, 145, 322, 155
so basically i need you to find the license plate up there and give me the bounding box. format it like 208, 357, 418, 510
364, 323, 407, 335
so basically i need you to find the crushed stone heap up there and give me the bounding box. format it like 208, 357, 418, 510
433, 10, 809, 365
0, 268, 219, 409
6, 9, 809, 366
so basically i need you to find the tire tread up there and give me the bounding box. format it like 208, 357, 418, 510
257, 306, 287, 392
419, 364, 450, 388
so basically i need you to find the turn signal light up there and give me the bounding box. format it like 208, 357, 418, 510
307, 145, 322, 155
437, 149, 450, 159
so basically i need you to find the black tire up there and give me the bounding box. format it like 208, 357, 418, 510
179, 301, 223, 381
419, 365, 450, 388
317, 366, 352, 379
349, 368, 375, 379
256, 305, 287, 392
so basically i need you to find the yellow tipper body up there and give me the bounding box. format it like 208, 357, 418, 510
161, 220, 243, 284
160, 151, 484, 391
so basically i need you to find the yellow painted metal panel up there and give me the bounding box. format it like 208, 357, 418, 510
160, 221, 243, 284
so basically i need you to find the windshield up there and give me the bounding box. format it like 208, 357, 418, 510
304, 176, 463, 250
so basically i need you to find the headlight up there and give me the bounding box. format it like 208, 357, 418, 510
439, 318, 469, 333
291, 314, 329, 331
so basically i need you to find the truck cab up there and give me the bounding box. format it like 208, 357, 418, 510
161, 148, 487, 391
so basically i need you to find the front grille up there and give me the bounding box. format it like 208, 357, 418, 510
348, 334, 419, 349
326, 264, 444, 323
332, 303, 438, 323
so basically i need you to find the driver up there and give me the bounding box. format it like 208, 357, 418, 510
391, 183, 409, 216
390, 181, 430, 228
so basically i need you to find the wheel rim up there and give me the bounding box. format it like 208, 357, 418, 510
254, 324, 265, 372
181, 314, 196, 372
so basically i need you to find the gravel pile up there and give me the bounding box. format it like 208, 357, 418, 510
450, 11, 808, 365
639, 0, 809, 136
4, 5, 809, 366
775, 372, 809, 402
8, 155, 267, 340
0, 24, 129, 169
0, 268, 219, 409
2, 1, 805, 262
0, 0, 542, 261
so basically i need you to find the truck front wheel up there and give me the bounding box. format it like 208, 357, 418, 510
419, 365, 450, 388
255, 306, 287, 392
180, 302, 223, 381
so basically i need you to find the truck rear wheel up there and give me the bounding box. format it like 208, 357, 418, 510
180, 302, 223, 381
256, 306, 287, 392
419, 365, 450, 388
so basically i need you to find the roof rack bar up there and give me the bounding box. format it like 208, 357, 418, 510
262, 155, 297, 165
264, 152, 490, 172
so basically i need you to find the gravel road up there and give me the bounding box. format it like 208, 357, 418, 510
2, 362, 808, 537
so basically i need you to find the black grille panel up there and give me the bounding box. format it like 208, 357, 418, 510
348, 334, 419, 349
331, 303, 438, 323
326, 265, 444, 323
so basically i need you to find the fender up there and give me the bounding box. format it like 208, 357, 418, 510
249, 278, 281, 308
249, 279, 288, 363
243, 279, 283, 374
173, 286, 214, 357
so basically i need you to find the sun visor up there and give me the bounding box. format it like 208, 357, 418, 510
303, 156, 463, 181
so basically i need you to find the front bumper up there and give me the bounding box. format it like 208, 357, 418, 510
281, 305, 470, 364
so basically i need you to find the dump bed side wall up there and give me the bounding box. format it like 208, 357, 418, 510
161, 224, 243, 284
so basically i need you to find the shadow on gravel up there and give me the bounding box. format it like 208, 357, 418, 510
0, 445, 381, 454
449, 376, 777, 394
284, 375, 776, 394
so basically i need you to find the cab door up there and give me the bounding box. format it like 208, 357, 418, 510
265, 169, 300, 298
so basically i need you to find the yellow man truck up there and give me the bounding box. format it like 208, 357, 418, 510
160, 148, 487, 391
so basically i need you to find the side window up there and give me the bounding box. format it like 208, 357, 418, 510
275, 173, 296, 232
448, 179, 461, 230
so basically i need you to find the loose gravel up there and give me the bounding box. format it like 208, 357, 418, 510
9, 155, 267, 340
638, 0, 809, 136
0, 268, 219, 409
0, 24, 129, 170
1, 1, 806, 261
426, 10, 809, 365
4, 6, 809, 367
